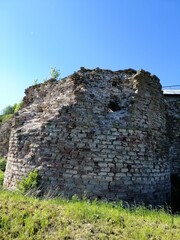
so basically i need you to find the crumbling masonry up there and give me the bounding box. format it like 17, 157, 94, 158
1, 68, 180, 205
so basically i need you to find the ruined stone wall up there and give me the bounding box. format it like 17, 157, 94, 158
165, 94, 180, 175
4, 68, 170, 205
0, 120, 12, 158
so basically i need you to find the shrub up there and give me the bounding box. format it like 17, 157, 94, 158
0, 114, 13, 123
2, 105, 14, 115
13, 101, 23, 113
0, 101, 23, 124
0, 170, 4, 187
0, 158, 6, 172
17, 169, 40, 194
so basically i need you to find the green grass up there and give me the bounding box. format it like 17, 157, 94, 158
0, 190, 180, 239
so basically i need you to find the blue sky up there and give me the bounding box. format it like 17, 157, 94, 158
0, 0, 180, 112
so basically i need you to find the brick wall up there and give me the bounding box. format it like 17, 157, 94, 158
0, 120, 12, 158
3, 68, 171, 204
165, 94, 180, 175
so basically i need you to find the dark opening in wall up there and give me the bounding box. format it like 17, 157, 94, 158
109, 101, 121, 112
109, 97, 121, 112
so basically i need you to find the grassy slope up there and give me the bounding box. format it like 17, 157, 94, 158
0, 190, 180, 240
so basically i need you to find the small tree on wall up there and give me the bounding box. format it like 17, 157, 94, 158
50, 67, 61, 80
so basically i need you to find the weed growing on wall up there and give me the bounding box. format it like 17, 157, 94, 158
17, 169, 40, 194
0, 170, 4, 187
0, 158, 6, 188
50, 67, 61, 80
31, 67, 61, 86
0, 158, 6, 172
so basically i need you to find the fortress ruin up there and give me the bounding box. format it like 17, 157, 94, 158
1, 68, 180, 205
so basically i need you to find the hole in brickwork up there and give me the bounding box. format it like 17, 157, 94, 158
127, 165, 132, 172
109, 101, 121, 112
108, 95, 121, 112
112, 82, 117, 87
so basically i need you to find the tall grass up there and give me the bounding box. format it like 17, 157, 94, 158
0, 190, 180, 239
